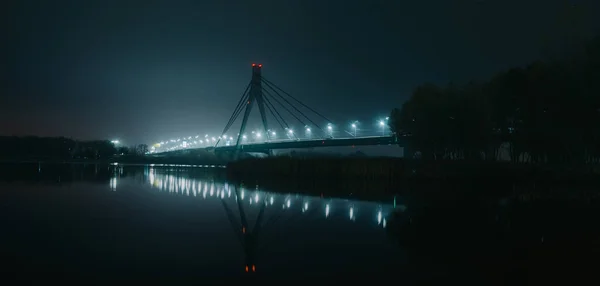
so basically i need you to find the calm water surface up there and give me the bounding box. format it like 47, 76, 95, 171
0, 163, 401, 282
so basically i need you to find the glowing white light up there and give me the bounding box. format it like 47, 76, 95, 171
377, 211, 382, 224
351, 123, 356, 128
256, 132, 261, 138
325, 204, 330, 217
379, 120, 385, 126
288, 129, 293, 134
383, 218, 387, 228
303, 202, 308, 212
110, 177, 117, 191
254, 193, 259, 202
349, 207, 354, 220
306, 127, 311, 132
272, 131, 276, 136
286, 199, 291, 208
241, 190, 245, 200
270, 196, 274, 205
327, 125, 332, 130
242, 135, 247, 139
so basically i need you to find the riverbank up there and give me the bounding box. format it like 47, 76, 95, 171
227, 157, 600, 202
0, 154, 227, 166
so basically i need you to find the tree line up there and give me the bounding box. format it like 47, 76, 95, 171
389, 37, 600, 165
0, 136, 148, 161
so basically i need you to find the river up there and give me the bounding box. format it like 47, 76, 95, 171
0, 163, 402, 283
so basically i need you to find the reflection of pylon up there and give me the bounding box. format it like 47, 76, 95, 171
220, 185, 321, 273
221, 185, 265, 273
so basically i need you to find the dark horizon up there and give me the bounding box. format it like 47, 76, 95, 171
2, 0, 599, 145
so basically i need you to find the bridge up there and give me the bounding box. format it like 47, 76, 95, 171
151, 64, 401, 155
207, 135, 400, 153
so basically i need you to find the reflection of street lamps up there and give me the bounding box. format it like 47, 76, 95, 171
379, 120, 385, 136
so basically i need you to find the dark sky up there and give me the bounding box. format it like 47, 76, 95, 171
2, 0, 599, 145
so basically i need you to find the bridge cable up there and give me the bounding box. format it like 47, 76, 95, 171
262, 93, 288, 131
261, 77, 332, 124
222, 82, 251, 134
262, 91, 290, 128
262, 87, 307, 128
262, 83, 326, 138
216, 92, 250, 147
263, 93, 293, 142
216, 81, 251, 147
224, 91, 250, 133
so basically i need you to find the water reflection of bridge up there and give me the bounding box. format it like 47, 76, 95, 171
142, 168, 391, 226
137, 167, 393, 272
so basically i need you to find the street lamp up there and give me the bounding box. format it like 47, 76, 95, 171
351, 122, 358, 137
305, 126, 311, 139
379, 120, 386, 136
327, 124, 333, 138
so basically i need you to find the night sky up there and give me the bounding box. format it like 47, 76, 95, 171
2, 0, 599, 145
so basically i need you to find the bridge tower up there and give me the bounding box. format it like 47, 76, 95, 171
216, 64, 333, 154
234, 64, 269, 150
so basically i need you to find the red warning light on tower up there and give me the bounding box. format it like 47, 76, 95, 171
258, 64, 262, 68
252, 63, 256, 67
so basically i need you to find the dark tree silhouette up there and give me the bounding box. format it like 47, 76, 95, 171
390, 36, 600, 165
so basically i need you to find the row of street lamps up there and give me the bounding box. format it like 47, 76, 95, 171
152, 117, 391, 151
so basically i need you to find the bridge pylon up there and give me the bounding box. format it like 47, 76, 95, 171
215, 64, 333, 154
234, 64, 269, 150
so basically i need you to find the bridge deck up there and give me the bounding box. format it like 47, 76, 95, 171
155, 136, 404, 155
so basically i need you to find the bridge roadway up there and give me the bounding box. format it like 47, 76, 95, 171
156, 135, 404, 155
212, 135, 399, 152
